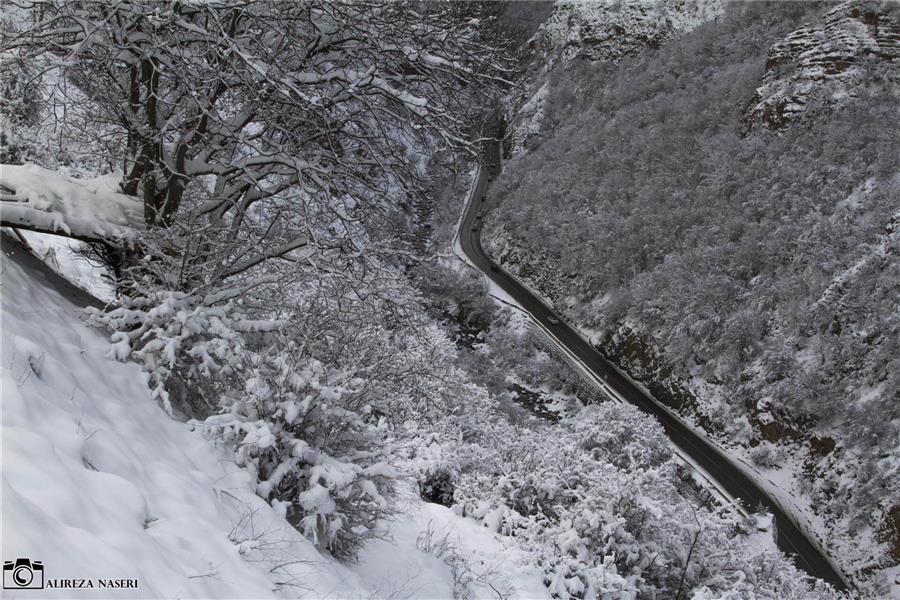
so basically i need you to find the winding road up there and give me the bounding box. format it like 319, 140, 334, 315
456, 116, 850, 591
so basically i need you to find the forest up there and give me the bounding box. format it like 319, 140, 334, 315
485, 1, 899, 593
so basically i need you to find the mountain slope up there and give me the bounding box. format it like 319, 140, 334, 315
484, 1, 899, 594
1, 236, 552, 599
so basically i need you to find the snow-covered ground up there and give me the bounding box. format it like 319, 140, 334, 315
1, 239, 363, 598
15, 230, 116, 302
354, 483, 548, 600
0, 235, 549, 599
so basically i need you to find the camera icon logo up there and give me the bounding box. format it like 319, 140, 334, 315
3, 558, 44, 589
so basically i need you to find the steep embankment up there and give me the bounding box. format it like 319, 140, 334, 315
1, 236, 550, 599
1, 236, 368, 597
484, 1, 899, 594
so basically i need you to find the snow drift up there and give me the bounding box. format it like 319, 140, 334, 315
0, 239, 366, 598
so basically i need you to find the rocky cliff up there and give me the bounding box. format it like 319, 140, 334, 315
748, 1, 900, 129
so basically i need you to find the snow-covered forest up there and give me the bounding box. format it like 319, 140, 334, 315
485, 0, 899, 596
1, 1, 895, 599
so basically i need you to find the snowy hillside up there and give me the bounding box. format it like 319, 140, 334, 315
484, 1, 900, 595
1, 239, 362, 597
0, 237, 548, 599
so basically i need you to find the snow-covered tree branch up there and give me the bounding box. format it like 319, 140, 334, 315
5, 1, 509, 289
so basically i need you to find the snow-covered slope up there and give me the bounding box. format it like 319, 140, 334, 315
1, 240, 368, 598
1, 237, 551, 598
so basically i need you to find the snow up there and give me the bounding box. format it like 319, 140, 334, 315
1, 246, 370, 598
15, 229, 116, 302
0, 241, 553, 599
353, 483, 549, 600
1, 164, 143, 242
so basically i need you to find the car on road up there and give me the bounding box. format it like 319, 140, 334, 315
547, 316, 561, 325
471, 226, 478, 231
490, 264, 499, 272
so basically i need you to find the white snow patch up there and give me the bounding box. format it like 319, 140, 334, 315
1, 164, 143, 241
14, 229, 116, 302
352, 483, 549, 600
0, 251, 367, 598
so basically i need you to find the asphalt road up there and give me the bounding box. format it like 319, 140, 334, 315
457, 118, 850, 591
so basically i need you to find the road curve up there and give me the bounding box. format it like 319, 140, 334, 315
457, 116, 850, 591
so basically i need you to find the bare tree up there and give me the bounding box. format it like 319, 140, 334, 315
4, 0, 511, 288
1, 1, 517, 558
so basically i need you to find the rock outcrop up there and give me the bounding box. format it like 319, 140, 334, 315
533, 0, 723, 63
748, 1, 900, 129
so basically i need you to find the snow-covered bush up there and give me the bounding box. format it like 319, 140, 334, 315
85, 224, 486, 559
200, 354, 397, 559
438, 402, 843, 600
89, 275, 395, 559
